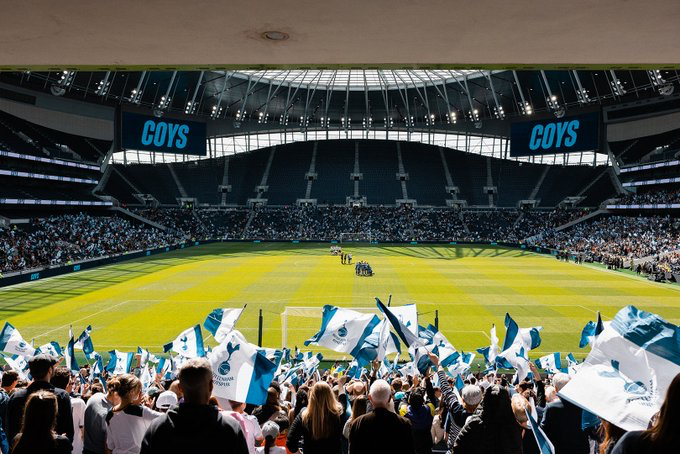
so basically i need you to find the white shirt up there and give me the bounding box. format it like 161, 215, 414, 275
106, 405, 162, 454
71, 396, 86, 454
256, 447, 286, 454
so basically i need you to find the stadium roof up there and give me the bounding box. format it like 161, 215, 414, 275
231, 70, 489, 90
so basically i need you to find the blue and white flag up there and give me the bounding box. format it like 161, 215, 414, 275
355, 319, 401, 365
305, 305, 380, 356
0, 322, 36, 357
477, 324, 500, 370
204, 306, 246, 343
91, 354, 104, 377
448, 351, 476, 377
559, 305, 680, 432
208, 330, 277, 405
37, 341, 62, 358
140, 365, 153, 392
105, 350, 135, 375
428, 326, 459, 367
302, 352, 324, 375
525, 408, 555, 454
377, 299, 423, 348
74, 325, 96, 359
156, 357, 174, 379
496, 314, 542, 381
579, 312, 605, 348
1, 353, 29, 380
535, 353, 562, 374
163, 325, 205, 358
137, 347, 159, 365
564, 353, 580, 375
65, 335, 79, 372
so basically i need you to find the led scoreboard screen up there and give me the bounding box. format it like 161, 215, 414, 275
510, 112, 600, 157
120, 111, 207, 156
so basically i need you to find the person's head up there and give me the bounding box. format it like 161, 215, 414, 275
461, 384, 483, 412
351, 395, 368, 420
511, 394, 530, 429
228, 400, 246, 413
265, 387, 280, 408
178, 358, 213, 405
303, 382, 342, 440
272, 413, 290, 434
261, 421, 280, 454
155, 390, 178, 412
368, 379, 392, 409
392, 378, 403, 392
11, 390, 58, 454
168, 380, 183, 399
552, 372, 571, 393
108, 374, 142, 410
644, 372, 680, 449
1, 370, 18, 391
599, 420, 626, 454
544, 385, 557, 403
293, 389, 308, 417
408, 389, 424, 409
480, 384, 514, 422
27, 354, 58, 382
49, 366, 72, 392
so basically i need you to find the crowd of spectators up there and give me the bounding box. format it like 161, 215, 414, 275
615, 189, 680, 206
1, 350, 677, 454
3, 207, 679, 278
0, 213, 179, 274
534, 215, 680, 272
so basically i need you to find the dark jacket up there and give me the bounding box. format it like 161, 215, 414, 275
404, 405, 434, 454
6, 381, 73, 442
139, 403, 248, 454
610, 431, 667, 454
348, 407, 414, 454
287, 411, 343, 454
10, 434, 72, 454
452, 413, 522, 454
540, 398, 589, 454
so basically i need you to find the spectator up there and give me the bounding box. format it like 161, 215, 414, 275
140, 358, 249, 454
10, 390, 72, 454
452, 384, 522, 454
288, 389, 308, 427
253, 388, 284, 426
599, 420, 626, 454
430, 353, 482, 451
0, 371, 18, 454
342, 396, 367, 439
258, 421, 286, 454
6, 354, 73, 443
611, 372, 680, 454
403, 389, 434, 454
540, 373, 589, 454
348, 379, 414, 454
51, 367, 86, 454
226, 400, 263, 454
105, 374, 161, 454
83, 378, 119, 454
287, 382, 343, 454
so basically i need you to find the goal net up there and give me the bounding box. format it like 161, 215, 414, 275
281, 306, 380, 353
339, 232, 372, 243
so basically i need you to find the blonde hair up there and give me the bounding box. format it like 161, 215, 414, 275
302, 382, 342, 440
511, 394, 529, 427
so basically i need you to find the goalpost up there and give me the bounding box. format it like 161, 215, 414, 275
281, 306, 380, 351
339, 232, 373, 243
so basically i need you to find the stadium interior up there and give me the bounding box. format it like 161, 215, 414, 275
0, 3, 680, 454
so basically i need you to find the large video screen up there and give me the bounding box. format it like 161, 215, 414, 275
510, 112, 600, 157
120, 111, 207, 156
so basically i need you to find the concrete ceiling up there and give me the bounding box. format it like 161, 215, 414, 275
1, 0, 680, 68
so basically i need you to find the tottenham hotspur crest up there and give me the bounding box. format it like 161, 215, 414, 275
218, 342, 240, 375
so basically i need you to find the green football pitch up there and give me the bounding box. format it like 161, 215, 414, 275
1, 242, 679, 362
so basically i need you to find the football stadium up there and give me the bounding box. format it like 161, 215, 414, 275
0, 2, 679, 454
